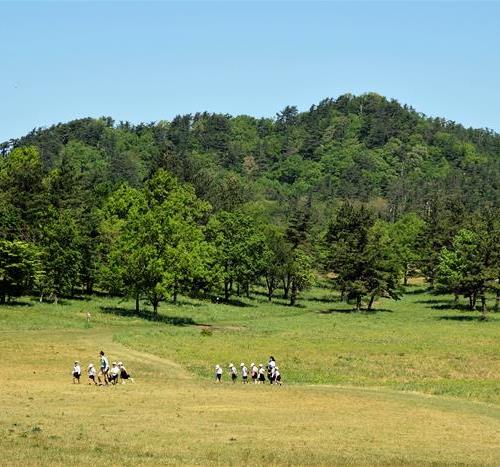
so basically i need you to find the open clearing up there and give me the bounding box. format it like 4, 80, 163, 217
1, 288, 499, 465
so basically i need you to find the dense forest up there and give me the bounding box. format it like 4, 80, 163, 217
1, 93, 499, 314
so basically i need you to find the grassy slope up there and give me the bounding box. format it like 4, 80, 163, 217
113, 287, 500, 403
0, 288, 499, 465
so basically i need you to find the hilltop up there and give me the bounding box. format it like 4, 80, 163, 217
2, 93, 499, 218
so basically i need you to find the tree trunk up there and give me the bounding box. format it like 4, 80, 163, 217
245, 283, 250, 298
480, 294, 487, 320
265, 277, 273, 302
356, 295, 362, 311
367, 294, 376, 311
152, 294, 159, 314
283, 275, 290, 299
403, 264, 409, 286
290, 282, 297, 306
224, 280, 230, 301
135, 293, 140, 313
0, 292, 5, 305
173, 283, 178, 303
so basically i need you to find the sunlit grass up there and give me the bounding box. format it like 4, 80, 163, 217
111, 287, 499, 403
0, 287, 499, 465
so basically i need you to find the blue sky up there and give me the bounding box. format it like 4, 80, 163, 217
1, 1, 499, 141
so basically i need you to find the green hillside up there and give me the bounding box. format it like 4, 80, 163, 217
1, 93, 499, 313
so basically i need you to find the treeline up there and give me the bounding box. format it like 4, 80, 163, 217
0, 93, 499, 314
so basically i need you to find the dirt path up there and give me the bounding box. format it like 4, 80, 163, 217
49, 328, 194, 381
105, 340, 193, 380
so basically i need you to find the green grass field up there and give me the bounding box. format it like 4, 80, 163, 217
1, 286, 499, 465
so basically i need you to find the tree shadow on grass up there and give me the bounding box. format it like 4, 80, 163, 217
414, 298, 447, 305
61, 295, 92, 302
438, 315, 488, 322
2, 300, 34, 307
250, 290, 270, 299
403, 287, 429, 295
431, 303, 474, 311
254, 298, 286, 306
170, 299, 204, 308
318, 308, 393, 314
266, 300, 306, 308
306, 296, 340, 304
414, 298, 478, 312
91, 290, 110, 298
100, 306, 196, 326
222, 298, 255, 308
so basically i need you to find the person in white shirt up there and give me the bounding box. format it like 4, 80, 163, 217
258, 364, 266, 384
273, 366, 282, 385
87, 363, 97, 385
267, 356, 276, 384
229, 363, 237, 383
250, 363, 258, 384
109, 362, 120, 385
240, 363, 248, 383
72, 361, 81, 384
215, 364, 223, 382
118, 362, 134, 384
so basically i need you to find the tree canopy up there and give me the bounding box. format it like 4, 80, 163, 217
1, 93, 498, 312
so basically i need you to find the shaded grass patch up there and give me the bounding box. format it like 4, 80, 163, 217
100, 306, 196, 326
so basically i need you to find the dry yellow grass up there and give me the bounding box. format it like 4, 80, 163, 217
1, 327, 499, 466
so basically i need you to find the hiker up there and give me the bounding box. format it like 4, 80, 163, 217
108, 362, 120, 385
215, 364, 223, 382
98, 350, 110, 385
229, 363, 238, 383
240, 363, 248, 383
251, 363, 258, 384
72, 361, 81, 384
118, 362, 134, 384
267, 356, 276, 384
258, 364, 266, 383
87, 363, 97, 385
268, 356, 276, 369
273, 366, 282, 385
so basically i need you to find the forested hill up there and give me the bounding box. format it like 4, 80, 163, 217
1, 93, 499, 311
2, 92, 499, 218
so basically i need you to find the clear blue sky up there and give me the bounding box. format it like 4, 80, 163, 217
1, 1, 500, 142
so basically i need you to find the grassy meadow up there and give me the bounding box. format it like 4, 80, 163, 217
0, 285, 499, 465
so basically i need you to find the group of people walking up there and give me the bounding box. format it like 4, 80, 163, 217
72, 350, 134, 386
215, 356, 282, 385
72, 351, 282, 386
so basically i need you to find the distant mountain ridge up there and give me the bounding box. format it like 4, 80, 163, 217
1, 93, 499, 218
